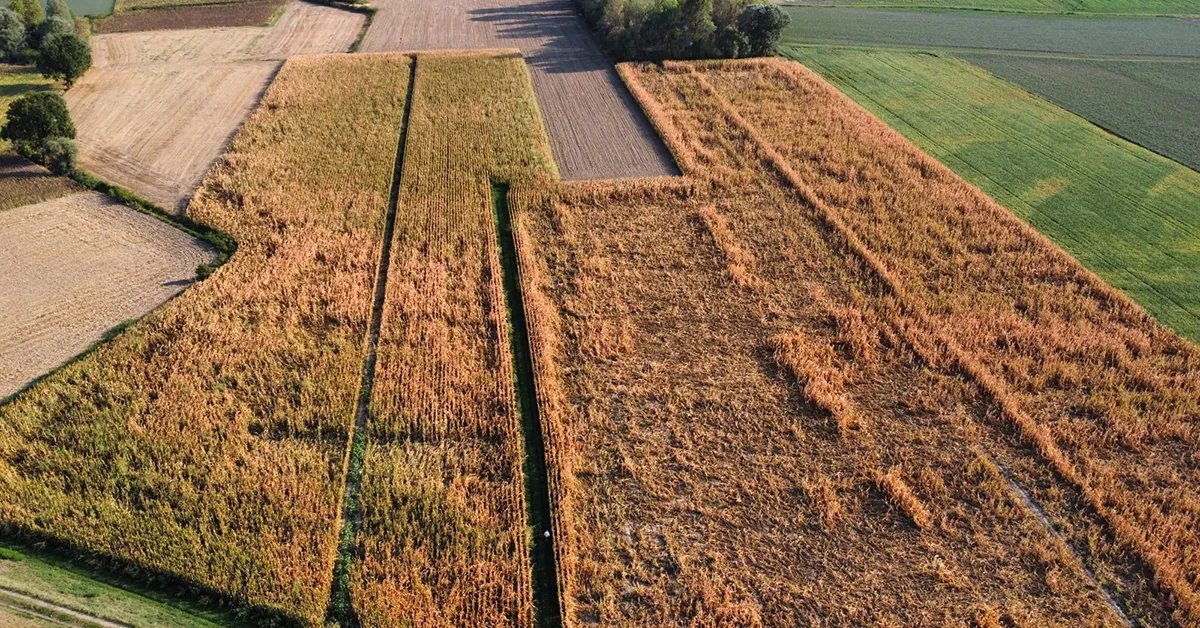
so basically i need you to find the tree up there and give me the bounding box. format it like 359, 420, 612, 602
0, 9, 25, 61
37, 33, 91, 87
47, 0, 74, 19
737, 4, 790, 57
1, 91, 76, 158
39, 136, 76, 175
35, 14, 73, 47
8, 0, 44, 29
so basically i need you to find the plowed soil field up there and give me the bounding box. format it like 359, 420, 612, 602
0, 193, 214, 399
359, 0, 677, 180
66, 0, 365, 213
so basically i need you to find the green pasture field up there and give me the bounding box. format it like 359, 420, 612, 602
784, 45, 1200, 341
961, 54, 1200, 169
780, 7, 1200, 57
0, 544, 228, 627
779, 0, 1200, 15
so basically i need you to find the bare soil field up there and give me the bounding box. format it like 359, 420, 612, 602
360, 0, 676, 180
67, 0, 365, 213
0, 155, 81, 213
97, 0, 286, 33
0, 192, 214, 399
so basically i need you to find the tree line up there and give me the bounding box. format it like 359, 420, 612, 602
575, 0, 790, 61
1, 0, 93, 175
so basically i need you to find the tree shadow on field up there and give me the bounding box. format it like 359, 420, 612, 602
467, 0, 610, 76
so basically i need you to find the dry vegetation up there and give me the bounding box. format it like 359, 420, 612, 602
0, 155, 81, 212
0, 192, 214, 399
350, 51, 557, 627
359, 0, 675, 180
68, 0, 365, 213
0, 54, 410, 624
506, 57, 1200, 625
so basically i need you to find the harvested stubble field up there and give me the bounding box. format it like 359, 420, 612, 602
506, 57, 1200, 625
67, 0, 365, 213
96, 0, 287, 33
360, 0, 676, 180
351, 51, 557, 627
0, 53, 410, 624
0, 192, 214, 399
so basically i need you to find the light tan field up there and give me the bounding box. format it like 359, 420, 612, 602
66, 0, 365, 213
360, 0, 676, 180
0, 192, 214, 399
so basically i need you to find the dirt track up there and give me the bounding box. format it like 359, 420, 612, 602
360, 0, 678, 180
0, 193, 214, 399
66, 1, 365, 213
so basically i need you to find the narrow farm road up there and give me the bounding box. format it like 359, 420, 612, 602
360, 0, 679, 180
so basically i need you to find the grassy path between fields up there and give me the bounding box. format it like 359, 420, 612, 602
326, 56, 417, 628
492, 182, 563, 628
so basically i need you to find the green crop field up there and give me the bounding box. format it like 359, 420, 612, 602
780, 8, 1200, 57
783, 45, 1200, 340
780, 0, 1200, 15
961, 54, 1200, 169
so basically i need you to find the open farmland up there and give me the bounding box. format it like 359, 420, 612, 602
350, 51, 557, 627
66, 0, 365, 213
0, 192, 214, 399
0, 155, 82, 213
360, 0, 676, 180
779, 8, 1200, 170
784, 47, 1200, 341
779, 0, 1200, 14
96, 0, 288, 33
0, 52, 411, 624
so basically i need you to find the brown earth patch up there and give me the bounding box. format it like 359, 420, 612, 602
96, 0, 286, 34
0, 192, 214, 399
0, 154, 82, 212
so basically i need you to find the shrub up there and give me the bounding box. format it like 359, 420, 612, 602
40, 136, 77, 175
737, 4, 790, 57
47, 0, 75, 20
35, 15, 74, 48
36, 33, 92, 87
2, 91, 76, 148
0, 9, 25, 61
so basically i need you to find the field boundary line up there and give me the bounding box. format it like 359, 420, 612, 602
683, 62, 1197, 623
325, 54, 417, 628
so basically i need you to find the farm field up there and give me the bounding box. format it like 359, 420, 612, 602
0, 155, 81, 213
0, 52, 411, 625
0, 544, 226, 627
779, 7, 1200, 170
779, 0, 1200, 14
96, 0, 287, 33
960, 54, 1200, 169
350, 51, 557, 628
359, 0, 676, 180
0, 192, 214, 399
66, 0, 365, 213
783, 46, 1200, 341
505, 56, 1200, 625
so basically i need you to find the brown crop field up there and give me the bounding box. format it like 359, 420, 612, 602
0, 155, 82, 212
97, 0, 286, 33
0, 53, 410, 624
114, 0, 272, 11
360, 0, 675, 181
67, 0, 365, 213
0, 192, 214, 399
350, 51, 557, 627
504, 58, 1200, 626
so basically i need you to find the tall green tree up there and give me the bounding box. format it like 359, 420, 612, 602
738, 4, 790, 57
0, 9, 25, 60
37, 33, 91, 88
1, 91, 76, 158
